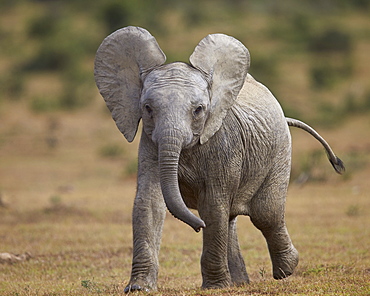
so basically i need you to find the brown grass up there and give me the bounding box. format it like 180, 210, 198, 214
0, 99, 369, 295
1, 1, 370, 294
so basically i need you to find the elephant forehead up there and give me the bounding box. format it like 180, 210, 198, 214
144, 63, 208, 90
142, 83, 208, 105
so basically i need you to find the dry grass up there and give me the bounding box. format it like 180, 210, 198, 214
0, 99, 369, 296
1, 2, 370, 294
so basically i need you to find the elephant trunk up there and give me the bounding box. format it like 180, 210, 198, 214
158, 129, 206, 232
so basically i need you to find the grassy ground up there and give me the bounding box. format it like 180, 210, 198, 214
0, 99, 369, 295
1, 1, 369, 295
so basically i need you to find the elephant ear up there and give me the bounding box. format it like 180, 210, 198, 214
94, 26, 166, 142
189, 34, 250, 144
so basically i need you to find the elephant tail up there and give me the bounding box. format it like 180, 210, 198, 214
286, 117, 345, 175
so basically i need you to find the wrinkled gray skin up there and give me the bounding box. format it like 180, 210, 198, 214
94, 27, 344, 292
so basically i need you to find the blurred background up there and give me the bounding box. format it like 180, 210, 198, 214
0, 1, 369, 293
0, 0, 369, 213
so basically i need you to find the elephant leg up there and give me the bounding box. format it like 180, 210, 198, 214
124, 182, 166, 293
199, 201, 232, 289
228, 217, 250, 286
125, 140, 166, 292
249, 178, 299, 280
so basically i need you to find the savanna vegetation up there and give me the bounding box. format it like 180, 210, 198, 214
0, 0, 369, 295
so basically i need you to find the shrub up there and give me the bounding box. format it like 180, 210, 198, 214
28, 14, 57, 39
59, 66, 94, 110
310, 56, 353, 90
98, 0, 132, 33
124, 158, 138, 178
346, 204, 360, 217
0, 70, 24, 100
99, 144, 125, 158
249, 54, 279, 88
362, 90, 370, 111
308, 28, 353, 54
30, 96, 60, 113
291, 149, 336, 184
310, 64, 337, 89
23, 44, 72, 72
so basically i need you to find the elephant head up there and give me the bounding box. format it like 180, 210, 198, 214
94, 26, 250, 232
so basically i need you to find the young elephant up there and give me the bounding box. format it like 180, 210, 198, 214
94, 26, 344, 291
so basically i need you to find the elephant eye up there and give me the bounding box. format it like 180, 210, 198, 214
194, 105, 203, 116
145, 104, 153, 114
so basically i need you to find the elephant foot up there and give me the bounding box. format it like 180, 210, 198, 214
231, 277, 250, 287
229, 266, 250, 287
124, 283, 150, 293
124, 276, 155, 293
271, 246, 299, 280
201, 280, 231, 290
201, 273, 232, 290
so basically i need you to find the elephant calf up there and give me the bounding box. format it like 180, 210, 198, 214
94, 26, 344, 292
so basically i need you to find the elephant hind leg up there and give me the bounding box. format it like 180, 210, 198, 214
228, 217, 250, 286
249, 182, 298, 280
263, 224, 299, 280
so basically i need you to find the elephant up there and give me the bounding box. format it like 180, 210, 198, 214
94, 26, 345, 292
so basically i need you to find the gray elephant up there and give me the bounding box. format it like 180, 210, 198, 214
94, 26, 344, 292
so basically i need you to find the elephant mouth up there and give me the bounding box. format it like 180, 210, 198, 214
182, 133, 201, 149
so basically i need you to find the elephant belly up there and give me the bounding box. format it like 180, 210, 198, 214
178, 164, 267, 216
179, 181, 199, 210
179, 177, 265, 217
229, 185, 261, 217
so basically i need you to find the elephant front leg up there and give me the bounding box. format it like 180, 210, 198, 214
124, 179, 166, 292
199, 205, 232, 289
